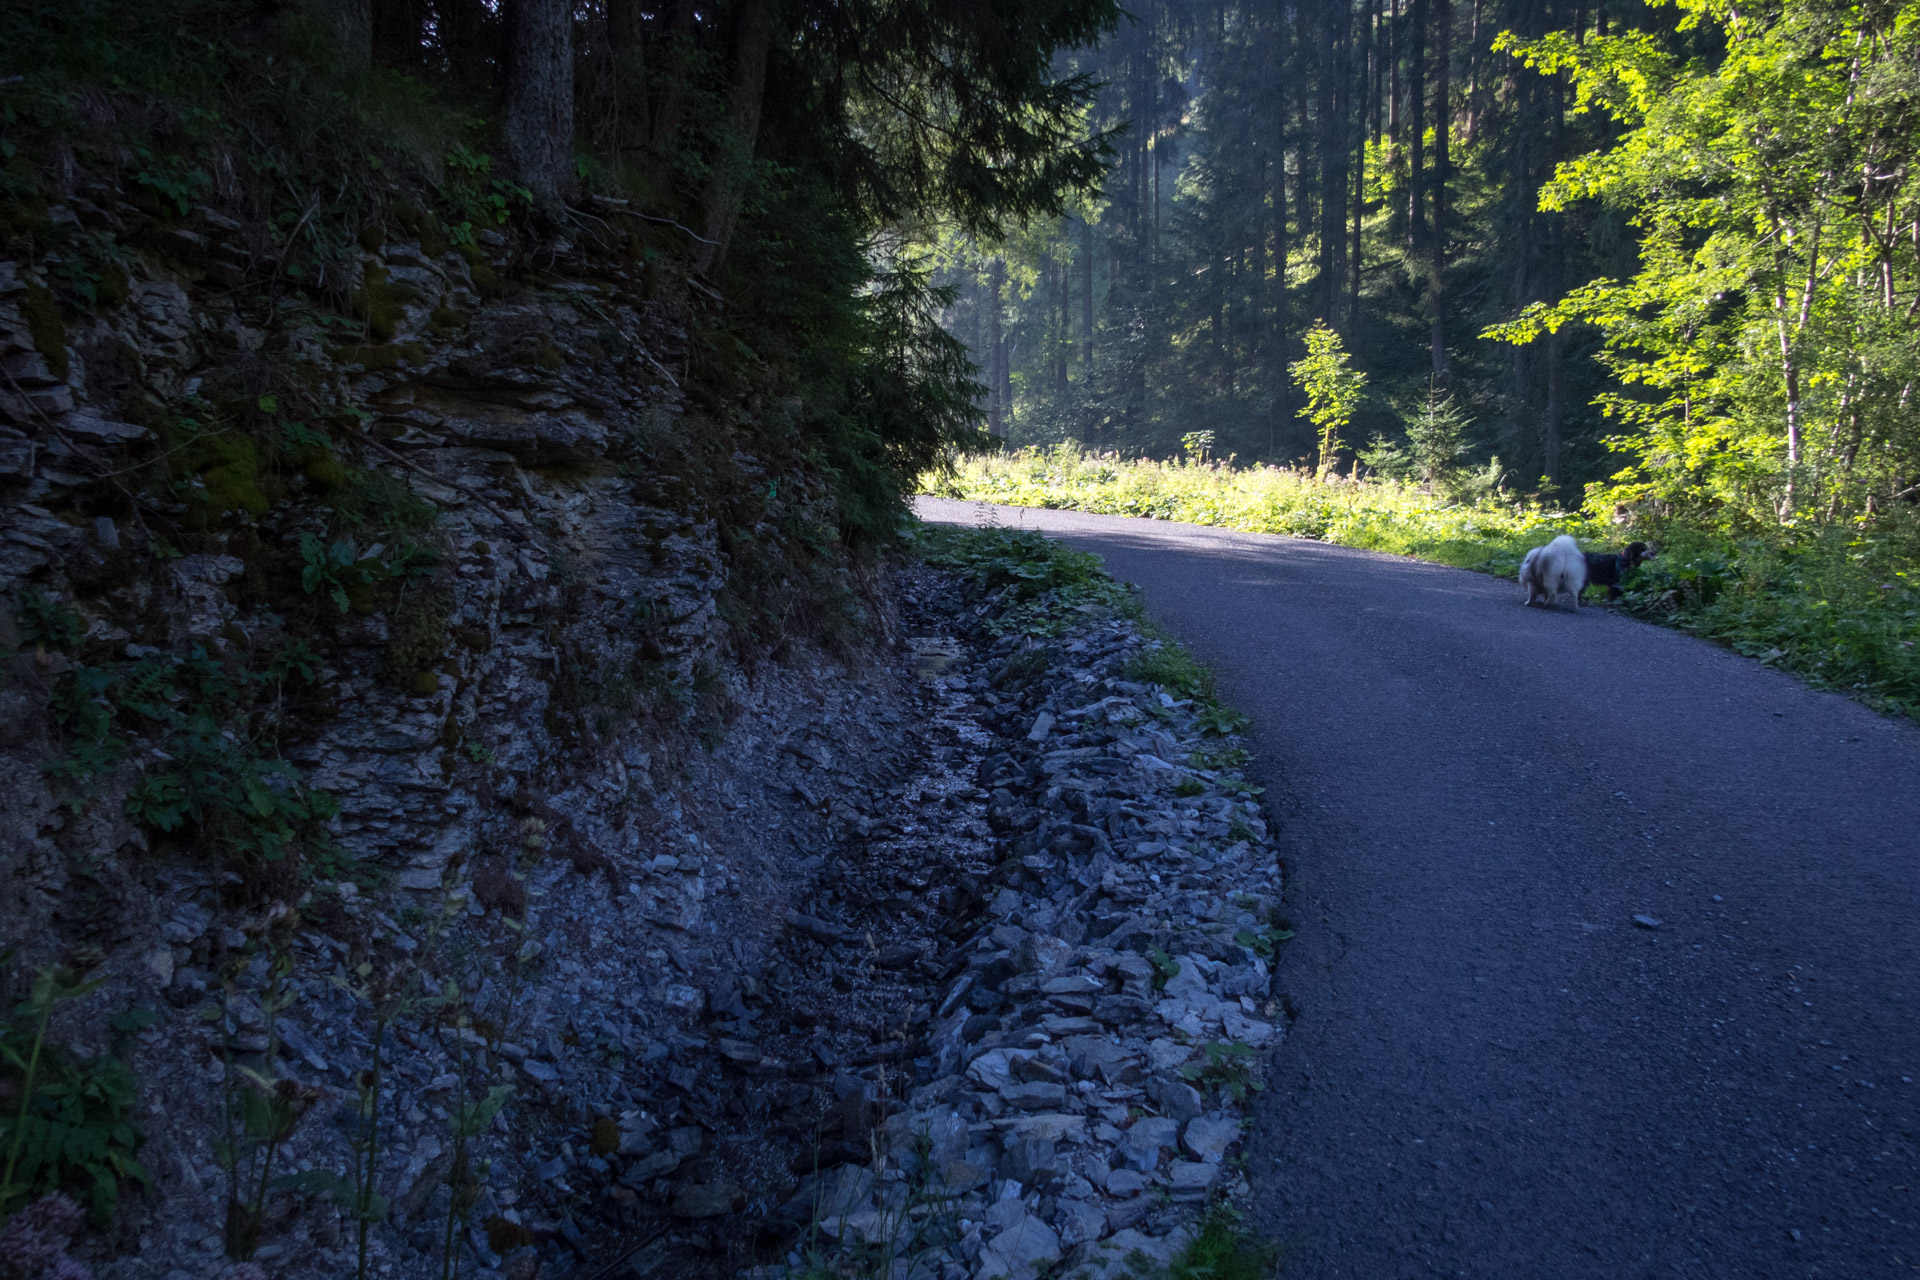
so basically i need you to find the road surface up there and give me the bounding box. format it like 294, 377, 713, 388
916, 497, 1920, 1279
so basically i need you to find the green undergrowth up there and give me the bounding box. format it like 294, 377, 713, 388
0, 964, 153, 1226
910, 523, 1253, 736
926, 448, 1920, 721
15, 589, 341, 890
1099, 1205, 1282, 1280
912, 522, 1143, 639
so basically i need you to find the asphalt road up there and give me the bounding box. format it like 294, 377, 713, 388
915, 497, 1920, 1279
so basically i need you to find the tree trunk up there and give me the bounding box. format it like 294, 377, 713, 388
1407, 0, 1427, 250
1353, 7, 1368, 324
989, 262, 1006, 438
1545, 325, 1564, 485
1388, 0, 1400, 143
1429, 0, 1450, 376
694, 0, 774, 276
1464, 0, 1481, 141
1081, 218, 1095, 367
650, 0, 700, 152
607, 0, 650, 152
371, 0, 424, 67
1369, 0, 1383, 147
439, 0, 499, 91
503, 0, 574, 204
1315, 2, 1336, 318
315, 0, 372, 68
1056, 257, 1070, 391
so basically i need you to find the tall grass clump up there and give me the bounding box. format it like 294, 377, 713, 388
926, 444, 1583, 569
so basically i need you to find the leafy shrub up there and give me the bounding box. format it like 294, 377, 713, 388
40, 643, 337, 875
913, 524, 1140, 636
11, 591, 83, 653
1125, 642, 1214, 703
1179, 1040, 1265, 1104
0, 969, 151, 1226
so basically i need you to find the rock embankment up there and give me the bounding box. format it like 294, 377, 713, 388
741, 554, 1289, 1280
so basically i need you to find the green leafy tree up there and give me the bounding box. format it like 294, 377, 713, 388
1484, 0, 1920, 529
1290, 323, 1368, 478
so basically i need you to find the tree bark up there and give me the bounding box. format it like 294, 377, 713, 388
989, 261, 1006, 438
695, 0, 775, 276
314, 0, 372, 68
1354, 6, 1369, 322
607, 0, 650, 152
1081, 217, 1095, 367
1429, 0, 1450, 376
503, 0, 574, 204
439, 0, 499, 91
1056, 257, 1070, 391
1407, 0, 1427, 250
1388, 0, 1401, 142
372, 0, 425, 68
1545, 326, 1564, 484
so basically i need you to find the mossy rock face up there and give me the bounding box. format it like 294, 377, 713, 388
328, 342, 427, 371
94, 262, 130, 306
348, 264, 420, 341
427, 307, 467, 337
21, 280, 69, 380
387, 203, 450, 259
385, 584, 456, 688
175, 432, 272, 525
456, 243, 502, 296
70, 546, 135, 598
298, 446, 349, 492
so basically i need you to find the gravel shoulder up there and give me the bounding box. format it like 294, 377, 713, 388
916, 497, 1920, 1279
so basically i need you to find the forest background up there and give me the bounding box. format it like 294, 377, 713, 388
933, 0, 1920, 716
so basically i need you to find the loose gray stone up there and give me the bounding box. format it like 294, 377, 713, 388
1168, 1161, 1220, 1201
1054, 1198, 1108, 1247
974, 1212, 1060, 1280
1118, 1117, 1180, 1171
1000, 1081, 1067, 1111
1180, 1116, 1239, 1164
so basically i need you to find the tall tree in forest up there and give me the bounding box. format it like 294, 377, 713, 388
695, 0, 773, 274
1428, 0, 1451, 376
502, 0, 574, 202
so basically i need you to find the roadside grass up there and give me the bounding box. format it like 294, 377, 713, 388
925, 448, 1920, 721
911, 523, 1256, 731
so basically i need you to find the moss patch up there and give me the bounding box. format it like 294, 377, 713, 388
21, 280, 70, 380
327, 341, 427, 370
385, 584, 455, 688
348, 263, 419, 341
427, 306, 467, 336
456, 243, 501, 296
173, 431, 272, 525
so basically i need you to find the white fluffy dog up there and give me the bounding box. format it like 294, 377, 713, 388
1519, 534, 1587, 609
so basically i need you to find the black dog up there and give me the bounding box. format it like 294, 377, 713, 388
1582, 541, 1654, 604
